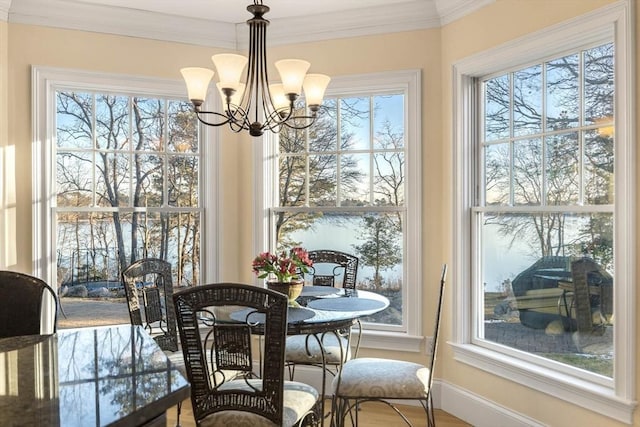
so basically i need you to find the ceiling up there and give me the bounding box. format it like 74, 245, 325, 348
1, 0, 493, 49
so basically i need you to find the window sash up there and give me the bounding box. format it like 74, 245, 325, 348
256, 70, 423, 350
32, 67, 220, 296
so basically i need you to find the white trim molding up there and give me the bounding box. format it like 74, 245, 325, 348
8, 0, 491, 48
434, 0, 495, 26
0, 0, 10, 22
437, 380, 547, 427
11, 0, 238, 49
451, 1, 636, 424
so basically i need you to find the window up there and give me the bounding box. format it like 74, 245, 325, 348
257, 70, 423, 347
480, 42, 614, 372
33, 68, 218, 307
452, 3, 635, 422
55, 90, 201, 286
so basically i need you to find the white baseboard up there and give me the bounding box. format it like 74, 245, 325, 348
290, 365, 544, 427
436, 381, 546, 427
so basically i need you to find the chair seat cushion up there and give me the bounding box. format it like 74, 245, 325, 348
332, 357, 429, 398
200, 379, 319, 427
285, 333, 351, 364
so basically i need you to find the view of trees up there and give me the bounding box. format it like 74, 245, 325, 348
353, 214, 402, 290
56, 92, 201, 287
483, 43, 614, 271
479, 43, 616, 376
275, 98, 367, 248
275, 94, 406, 324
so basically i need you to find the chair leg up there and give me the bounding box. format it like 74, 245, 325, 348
331, 396, 357, 427
287, 362, 296, 380
330, 396, 344, 427
57, 291, 68, 319
427, 394, 435, 427
175, 401, 182, 427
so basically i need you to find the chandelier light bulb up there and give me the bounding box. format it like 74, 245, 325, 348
268, 84, 289, 113
303, 74, 331, 109
211, 54, 248, 88
275, 59, 311, 95
180, 67, 215, 106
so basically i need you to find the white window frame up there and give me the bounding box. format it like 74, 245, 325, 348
32, 67, 220, 310
254, 70, 424, 351
451, 2, 636, 423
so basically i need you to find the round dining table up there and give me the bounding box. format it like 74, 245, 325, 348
229, 285, 390, 419
230, 286, 390, 334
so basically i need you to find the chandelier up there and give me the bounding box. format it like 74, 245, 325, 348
180, 1, 331, 137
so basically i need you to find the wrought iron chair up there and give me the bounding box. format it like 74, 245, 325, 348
0, 271, 58, 338
121, 258, 184, 425
285, 250, 361, 412
306, 250, 359, 289
331, 264, 447, 427
569, 258, 612, 352
173, 283, 320, 426
121, 258, 179, 352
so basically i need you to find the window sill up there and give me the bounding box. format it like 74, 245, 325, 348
359, 330, 424, 353
451, 343, 636, 424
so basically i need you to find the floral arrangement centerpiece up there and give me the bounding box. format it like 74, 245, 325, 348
252, 247, 313, 303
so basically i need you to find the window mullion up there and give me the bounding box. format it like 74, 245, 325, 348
92, 94, 97, 208
128, 97, 134, 209
541, 62, 548, 207
578, 51, 586, 205
336, 98, 342, 207
369, 96, 375, 205
159, 99, 165, 210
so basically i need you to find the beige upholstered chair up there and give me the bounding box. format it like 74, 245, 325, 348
173, 283, 320, 427
331, 264, 447, 427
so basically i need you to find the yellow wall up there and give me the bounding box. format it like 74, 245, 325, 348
0, 0, 636, 424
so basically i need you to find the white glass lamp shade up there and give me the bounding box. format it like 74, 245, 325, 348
212, 54, 248, 88
303, 74, 331, 107
275, 59, 310, 95
180, 67, 215, 103
217, 82, 245, 111
268, 84, 289, 112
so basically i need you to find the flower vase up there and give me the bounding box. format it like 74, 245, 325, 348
266, 280, 304, 306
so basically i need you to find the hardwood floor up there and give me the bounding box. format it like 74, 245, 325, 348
166, 398, 471, 426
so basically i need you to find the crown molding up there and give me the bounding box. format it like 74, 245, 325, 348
8, 0, 238, 49
7, 0, 491, 48
0, 0, 11, 22
239, 0, 441, 49
435, 0, 495, 25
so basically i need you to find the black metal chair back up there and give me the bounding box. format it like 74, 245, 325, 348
0, 271, 58, 338
121, 258, 178, 351
173, 283, 318, 426
307, 250, 359, 289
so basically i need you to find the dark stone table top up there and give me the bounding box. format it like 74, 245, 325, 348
0, 324, 189, 426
